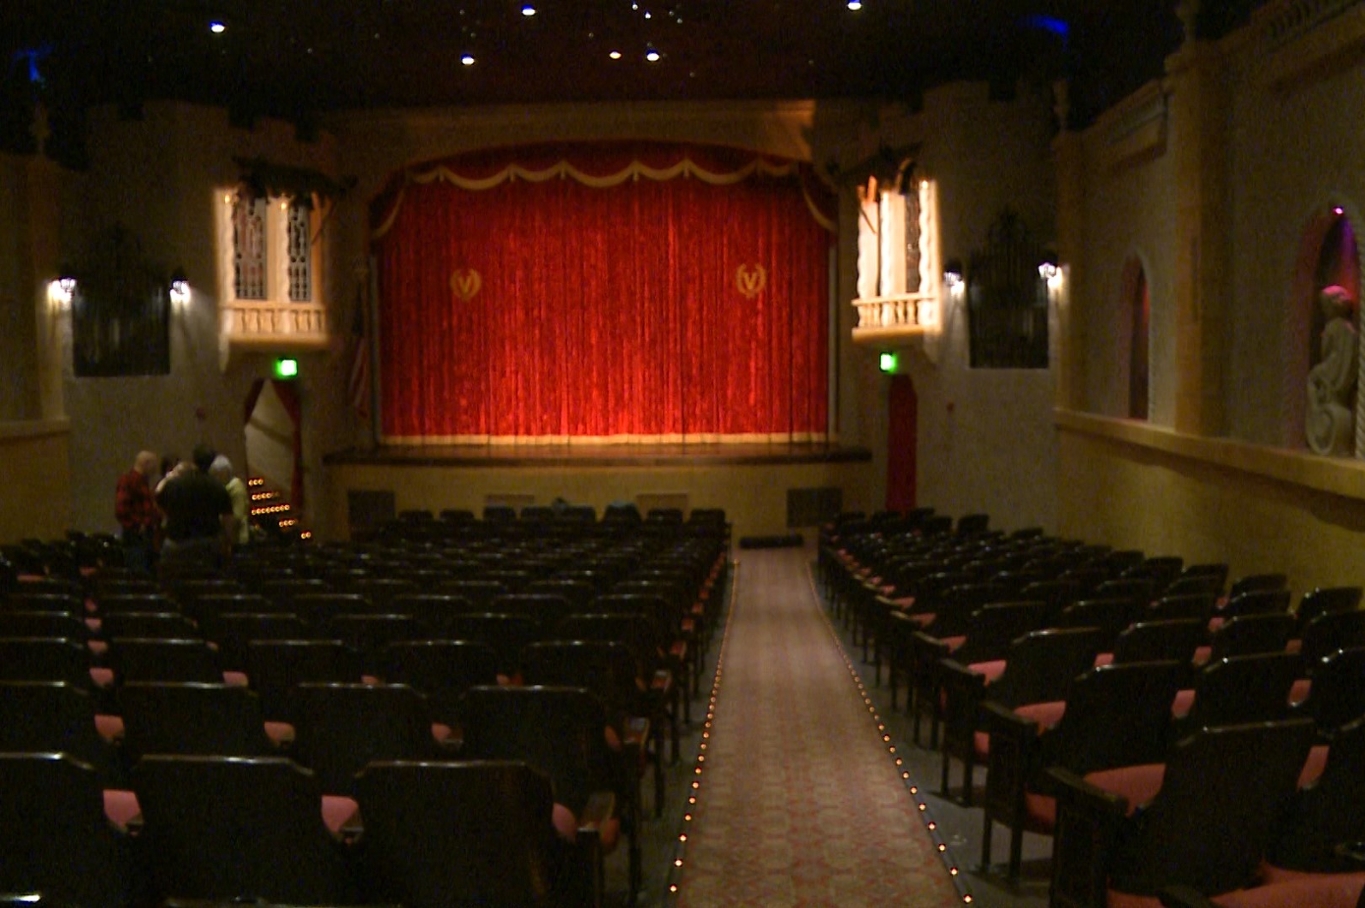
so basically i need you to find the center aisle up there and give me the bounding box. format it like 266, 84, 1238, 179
672, 547, 962, 907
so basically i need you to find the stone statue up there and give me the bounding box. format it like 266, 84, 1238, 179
1306, 285, 1358, 456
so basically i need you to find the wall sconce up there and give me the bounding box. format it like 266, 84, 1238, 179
943, 258, 964, 291
47, 269, 77, 311
169, 268, 191, 309
1038, 252, 1063, 292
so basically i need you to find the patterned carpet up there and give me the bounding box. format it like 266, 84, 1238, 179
670, 548, 964, 907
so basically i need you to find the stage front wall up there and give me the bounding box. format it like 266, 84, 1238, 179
370, 143, 834, 443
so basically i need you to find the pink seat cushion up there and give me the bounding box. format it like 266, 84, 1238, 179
89, 666, 114, 688
972, 701, 1065, 759
970, 660, 1008, 684
1024, 791, 1057, 830
103, 788, 141, 830
94, 713, 124, 742
1212, 874, 1365, 908
1289, 678, 1311, 705
1298, 744, 1329, 788
87, 639, 109, 656
943, 635, 967, 652
321, 795, 358, 835
1083, 763, 1165, 815
1172, 688, 1195, 718
221, 670, 249, 687
431, 722, 453, 743
1095, 652, 1115, 666
1194, 644, 1212, 664
263, 721, 295, 746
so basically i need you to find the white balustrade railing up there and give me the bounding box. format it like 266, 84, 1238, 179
221, 300, 329, 347
852, 292, 939, 333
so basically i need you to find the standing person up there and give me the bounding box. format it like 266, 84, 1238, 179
114, 450, 161, 573
209, 455, 251, 548
156, 444, 232, 573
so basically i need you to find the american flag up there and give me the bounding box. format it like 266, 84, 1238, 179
348, 284, 370, 420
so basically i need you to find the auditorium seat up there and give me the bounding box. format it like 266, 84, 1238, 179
1292, 646, 1365, 736
0, 752, 134, 907
980, 660, 1186, 878
938, 626, 1106, 805
1295, 585, 1364, 631
1268, 716, 1365, 873
1218, 588, 1292, 621
1173, 652, 1302, 735
106, 637, 234, 686
117, 680, 282, 760
457, 684, 636, 902
1048, 718, 1317, 904
1297, 609, 1365, 668
355, 759, 607, 908
445, 612, 541, 681
244, 639, 365, 721
1110, 619, 1208, 684
902, 600, 1049, 744
1205, 612, 1296, 660
1157, 875, 1365, 908
0, 680, 123, 779
206, 611, 312, 671
380, 639, 500, 725
288, 681, 443, 795
132, 754, 362, 904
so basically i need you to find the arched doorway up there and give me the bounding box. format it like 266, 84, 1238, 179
886, 374, 918, 511
244, 378, 304, 514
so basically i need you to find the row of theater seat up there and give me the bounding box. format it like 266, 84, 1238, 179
0, 511, 731, 908
819, 508, 1365, 908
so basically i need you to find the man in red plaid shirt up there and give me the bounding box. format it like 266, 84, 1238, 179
115, 450, 161, 572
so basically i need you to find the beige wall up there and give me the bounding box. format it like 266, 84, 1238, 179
849, 83, 1061, 532
324, 459, 877, 544
1059, 413, 1365, 597
0, 421, 72, 544
56, 103, 346, 537
1058, 2, 1365, 590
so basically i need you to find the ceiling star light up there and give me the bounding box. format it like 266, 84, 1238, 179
609, 50, 622, 59
209, 20, 226, 33
521, 4, 536, 15
645, 47, 661, 62
461, 53, 475, 65
848, 1, 863, 8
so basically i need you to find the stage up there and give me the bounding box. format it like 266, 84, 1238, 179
320, 442, 875, 543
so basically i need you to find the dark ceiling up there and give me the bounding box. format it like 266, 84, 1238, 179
4, 1, 1265, 166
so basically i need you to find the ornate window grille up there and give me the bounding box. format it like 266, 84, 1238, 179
232, 195, 268, 300
287, 199, 312, 302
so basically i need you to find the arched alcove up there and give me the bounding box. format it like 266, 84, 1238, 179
1119, 256, 1150, 421
1289, 208, 1360, 454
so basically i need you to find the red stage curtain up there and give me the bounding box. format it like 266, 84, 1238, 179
370, 142, 834, 443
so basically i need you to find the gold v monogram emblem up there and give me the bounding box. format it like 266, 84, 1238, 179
735, 264, 767, 299
450, 268, 482, 301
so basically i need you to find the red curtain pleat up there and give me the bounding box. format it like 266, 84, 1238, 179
373, 142, 832, 442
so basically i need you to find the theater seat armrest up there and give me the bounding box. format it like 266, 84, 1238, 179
1047, 767, 1129, 817
982, 699, 1040, 738
1156, 885, 1219, 908
579, 790, 616, 832
624, 716, 650, 750
1047, 766, 1130, 908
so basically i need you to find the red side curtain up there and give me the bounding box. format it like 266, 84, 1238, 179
370, 142, 834, 443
